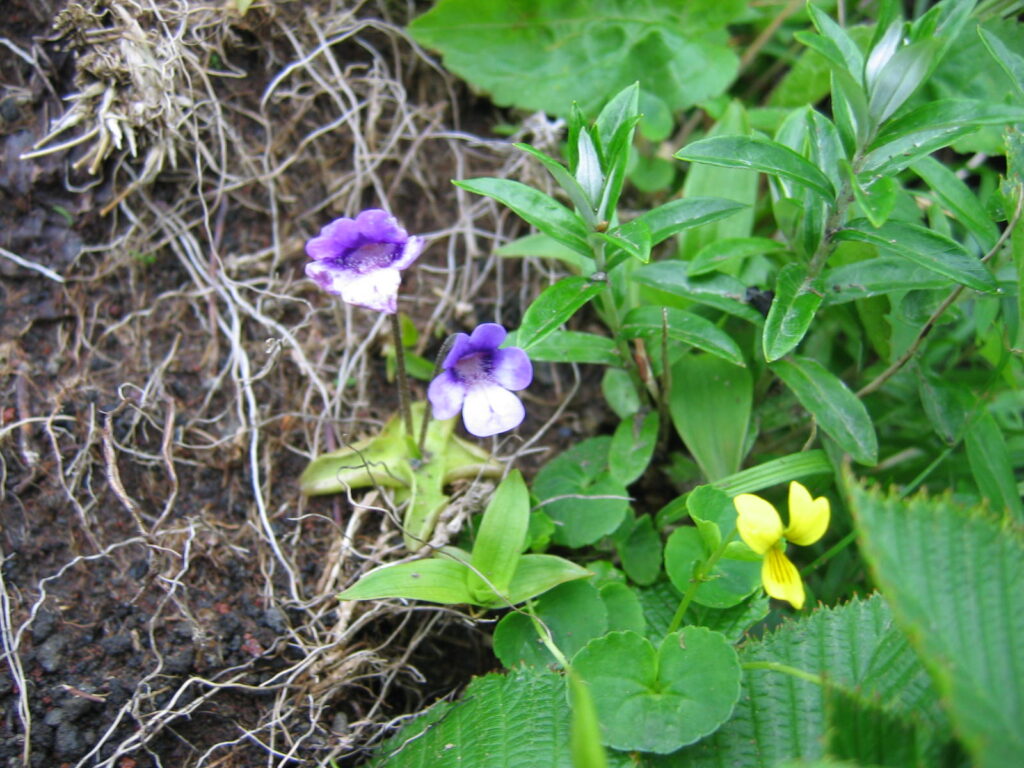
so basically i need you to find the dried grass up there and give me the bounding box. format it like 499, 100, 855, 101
1, 0, 573, 764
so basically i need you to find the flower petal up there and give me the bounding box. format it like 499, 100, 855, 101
393, 235, 425, 270
428, 371, 467, 420
467, 323, 507, 352
491, 347, 532, 391
762, 546, 805, 610
441, 333, 472, 369
339, 268, 402, 314
353, 209, 408, 244
734, 493, 784, 555
784, 481, 830, 546
462, 383, 525, 437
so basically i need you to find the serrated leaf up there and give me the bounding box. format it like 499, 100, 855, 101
368, 668, 579, 768
455, 177, 591, 255
407, 0, 744, 119
665, 595, 945, 767
505, 329, 620, 366
517, 276, 607, 351
838, 219, 997, 293
683, 593, 770, 645
632, 262, 765, 324
771, 356, 878, 465
676, 135, 836, 203
851, 484, 1024, 767
763, 263, 824, 362
621, 306, 746, 367
573, 628, 742, 754
964, 411, 1024, 522
669, 354, 753, 481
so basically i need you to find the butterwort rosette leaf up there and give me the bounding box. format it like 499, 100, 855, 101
304, 209, 424, 314
428, 323, 532, 437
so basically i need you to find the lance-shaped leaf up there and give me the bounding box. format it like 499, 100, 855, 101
455, 177, 591, 256
822, 257, 954, 305
515, 143, 598, 226
468, 470, 529, 603
771, 356, 878, 465
503, 330, 620, 366
617, 197, 747, 247
911, 156, 999, 251
964, 411, 1024, 522
676, 135, 836, 203
688, 236, 786, 277
621, 306, 746, 367
837, 219, 997, 293
762, 263, 824, 362
632, 262, 764, 325
516, 275, 607, 351
851, 483, 1024, 767
867, 39, 941, 124
338, 558, 475, 605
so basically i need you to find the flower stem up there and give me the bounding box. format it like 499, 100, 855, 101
525, 602, 570, 669
418, 335, 457, 455
667, 527, 736, 634
389, 312, 416, 447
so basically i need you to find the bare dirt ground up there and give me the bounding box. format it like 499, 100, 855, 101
0, 1, 583, 765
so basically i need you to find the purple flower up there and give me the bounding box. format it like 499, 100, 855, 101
304, 209, 424, 314
428, 324, 533, 437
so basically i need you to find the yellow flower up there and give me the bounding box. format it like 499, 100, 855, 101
733, 482, 830, 610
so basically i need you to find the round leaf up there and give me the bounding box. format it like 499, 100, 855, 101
664, 527, 760, 609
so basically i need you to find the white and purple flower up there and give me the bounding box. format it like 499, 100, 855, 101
427, 324, 533, 437
304, 209, 424, 314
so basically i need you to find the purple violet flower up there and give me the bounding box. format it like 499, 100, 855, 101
304, 209, 424, 314
428, 323, 533, 437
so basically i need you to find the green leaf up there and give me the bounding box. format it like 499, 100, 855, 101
493, 580, 607, 669
598, 223, 651, 267
676, 135, 836, 203
978, 25, 1024, 101
806, 3, 864, 76
838, 219, 997, 293
501, 554, 595, 607
683, 594, 770, 645
687, 236, 786, 277
504, 329, 620, 366
915, 365, 970, 445
517, 276, 607, 351
964, 411, 1024, 522
338, 557, 474, 605
669, 354, 753, 481
573, 628, 741, 753
407, 0, 744, 118
516, 142, 598, 225
822, 257, 955, 305
609, 411, 659, 486
368, 668, 579, 767
621, 306, 746, 368
534, 437, 631, 548
911, 156, 999, 251
669, 595, 946, 767
617, 515, 662, 586
771, 356, 878, 465
601, 367, 640, 419
851, 483, 1024, 767
455, 177, 591, 255
711, 450, 834, 497
468, 470, 529, 602
632, 262, 765, 324
867, 39, 941, 124
763, 263, 824, 362
848, 170, 898, 229
863, 100, 1024, 175
664, 526, 761, 609
619, 197, 747, 247
497, 232, 595, 275
569, 670, 609, 768
594, 82, 640, 155
599, 582, 647, 634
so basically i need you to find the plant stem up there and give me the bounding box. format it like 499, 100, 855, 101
526, 602, 571, 669
667, 527, 736, 634
390, 312, 416, 444
742, 660, 825, 686
418, 335, 457, 455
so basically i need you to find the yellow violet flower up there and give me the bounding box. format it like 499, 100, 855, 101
733, 482, 830, 610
